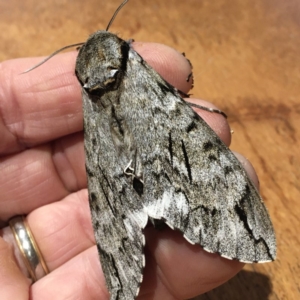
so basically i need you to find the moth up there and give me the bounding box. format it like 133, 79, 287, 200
26, 0, 276, 299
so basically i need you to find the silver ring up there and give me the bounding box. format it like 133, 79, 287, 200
9, 216, 49, 282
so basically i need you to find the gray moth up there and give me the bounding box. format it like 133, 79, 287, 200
73, 1, 277, 300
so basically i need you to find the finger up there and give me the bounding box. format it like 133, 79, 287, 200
0, 42, 193, 155
0, 101, 229, 219
0, 52, 81, 156
0, 189, 95, 288
0, 133, 86, 220
31, 246, 108, 300
0, 193, 107, 299
26, 190, 94, 271
0, 238, 30, 299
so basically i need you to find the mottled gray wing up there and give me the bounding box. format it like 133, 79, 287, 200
82, 90, 148, 300
119, 48, 276, 263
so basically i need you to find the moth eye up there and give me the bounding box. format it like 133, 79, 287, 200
83, 76, 92, 89
109, 69, 119, 78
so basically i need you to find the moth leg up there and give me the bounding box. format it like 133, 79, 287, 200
124, 159, 134, 175
187, 102, 228, 118
178, 85, 227, 117
181, 52, 194, 88
124, 160, 144, 184
134, 154, 144, 183
177, 89, 191, 98
182, 52, 193, 68
123, 159, 144, 197
186, 72, 193, 83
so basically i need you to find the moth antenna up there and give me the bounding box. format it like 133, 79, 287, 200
21, 42, 84, 74
106, 0, 129, 31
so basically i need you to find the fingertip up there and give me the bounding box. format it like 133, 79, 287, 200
132, 42, 193, 93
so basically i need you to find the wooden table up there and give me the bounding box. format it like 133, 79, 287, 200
1, 0, 299, 299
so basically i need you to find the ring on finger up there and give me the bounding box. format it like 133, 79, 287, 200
9, 215, 49, 282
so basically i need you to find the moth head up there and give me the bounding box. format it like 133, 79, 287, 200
75, 31, 129, 95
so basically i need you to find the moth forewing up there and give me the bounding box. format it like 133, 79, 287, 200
73, 1, 276, 300
75, 31, 276, 300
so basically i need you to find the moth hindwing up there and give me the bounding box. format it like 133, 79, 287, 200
75, 17, 276, 300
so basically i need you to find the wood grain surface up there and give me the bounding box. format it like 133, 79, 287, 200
0, 0, 299, 299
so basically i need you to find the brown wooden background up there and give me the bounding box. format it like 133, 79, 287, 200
0, 0, 299, 299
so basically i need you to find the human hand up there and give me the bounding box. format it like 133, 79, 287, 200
0, 42, 256, 299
